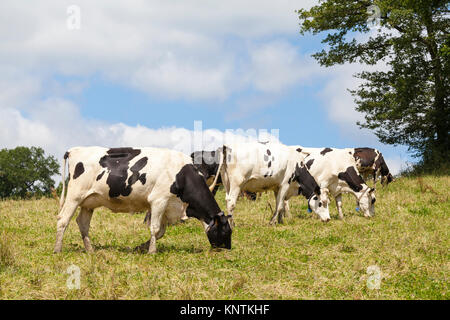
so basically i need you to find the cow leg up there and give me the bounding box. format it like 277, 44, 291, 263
284, 200, 291, 219
148, 199, 168, 254
335, 194, 344, 220
270, 186, 288, 225
54, 199, 79, 253
76, 207, 94, 252
226, 186, 240, 228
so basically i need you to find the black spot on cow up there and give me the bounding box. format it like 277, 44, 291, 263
170, 164, 231, 249
99, 148, 144, 198
139, 173, 147, 185
338, 166, 365, 192
268, 161, 272, 168
267, 149, 271, 156
320, 148, 333, 155
306, 159, 314, 170
96, 171, 105, 181
127, 157, 148, 186
353, 147, 377, 168
73, 162, 85, 179
296, 148, 302, 153
294, 163, 321, 199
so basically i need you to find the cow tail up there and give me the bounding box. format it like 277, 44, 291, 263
209, 146, 225, 192
60, 152, 69, 210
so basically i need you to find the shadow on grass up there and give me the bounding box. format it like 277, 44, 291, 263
64, 241, 205, 254
133, 240, 205, 254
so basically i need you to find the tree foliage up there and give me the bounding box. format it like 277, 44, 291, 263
298, 0, 449, 168
0, 146, 59, 199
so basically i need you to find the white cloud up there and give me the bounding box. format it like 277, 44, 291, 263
0, 108, 55, 149
0, 1, 318, 100
247, 40, 320, 93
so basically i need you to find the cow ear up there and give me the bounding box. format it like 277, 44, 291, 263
369, 187, 375, 193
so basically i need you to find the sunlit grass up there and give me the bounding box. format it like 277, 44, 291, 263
0, 175, 448, 299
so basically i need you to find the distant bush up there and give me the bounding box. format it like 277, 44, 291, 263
0, 146, 59, 199
400, 160, 450, 177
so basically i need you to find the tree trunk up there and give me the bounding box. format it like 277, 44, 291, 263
424, 9, 449, 163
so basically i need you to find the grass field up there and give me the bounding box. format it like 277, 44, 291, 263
0, 175, 448, 300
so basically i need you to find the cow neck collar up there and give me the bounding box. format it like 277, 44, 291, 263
307, 194, 315, 212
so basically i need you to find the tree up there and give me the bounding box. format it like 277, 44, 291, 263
298, 0, 449, 169
0, 146, 59, 198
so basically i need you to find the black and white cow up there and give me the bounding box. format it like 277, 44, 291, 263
352, 147, 394, 186
208, 142, 331, 225
55, 147, 232, 254
295, 146, 376, 219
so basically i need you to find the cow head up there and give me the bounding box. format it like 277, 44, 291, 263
381, 173, 394, 186
170, 164, 232, 249
206, 212, 232, 249
307, 188, 331, 222
358, 187, 376, 217
295, 164, 331, 222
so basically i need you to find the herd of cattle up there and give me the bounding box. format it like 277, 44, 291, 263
54, 143, 393, 253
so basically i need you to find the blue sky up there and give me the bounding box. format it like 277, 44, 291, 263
0, 1, 410, 173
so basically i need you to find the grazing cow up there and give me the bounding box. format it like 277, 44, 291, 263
352, 147, 393, 186
191, 151, 257, 200
295, 147, 376, 219
208, 142, 331, 225
55, 147, 232, 254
